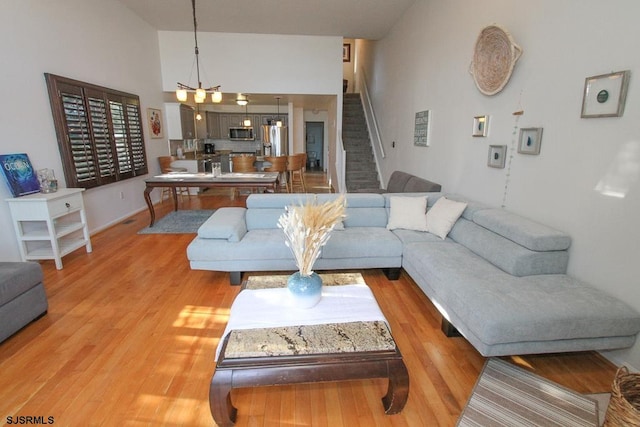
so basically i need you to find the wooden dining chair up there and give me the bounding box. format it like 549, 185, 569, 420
158, 156, 190, 203
286, 154, 306, 193
264, 156, 288, 192
231, 155, 257, 172
231, 155, 257, 198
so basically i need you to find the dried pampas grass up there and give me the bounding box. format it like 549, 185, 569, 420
278, 195, 346, 276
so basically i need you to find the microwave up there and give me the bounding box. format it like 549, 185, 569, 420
229, 127, 254, 140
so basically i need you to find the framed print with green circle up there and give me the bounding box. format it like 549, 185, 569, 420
581, 70, 630, 118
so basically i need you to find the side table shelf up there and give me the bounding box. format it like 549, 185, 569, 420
5, 188, 92, 270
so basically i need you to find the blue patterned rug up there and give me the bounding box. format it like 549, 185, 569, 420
137, 210, 215, 234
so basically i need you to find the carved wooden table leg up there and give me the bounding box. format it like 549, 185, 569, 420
143, 185, 155, 227
382, 358, 410, 414
209, 369, 237, 427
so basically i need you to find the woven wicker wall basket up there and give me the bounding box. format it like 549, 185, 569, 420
470, 24, 522, 96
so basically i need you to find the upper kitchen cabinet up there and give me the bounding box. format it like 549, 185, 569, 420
206, 112, 220, 138
165, 103, 196, 139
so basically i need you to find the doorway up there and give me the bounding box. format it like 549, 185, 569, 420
305, 122, 324, 171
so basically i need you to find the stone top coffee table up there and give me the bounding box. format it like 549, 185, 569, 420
209, 273, 409, 426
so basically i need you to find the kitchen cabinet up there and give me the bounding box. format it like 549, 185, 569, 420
165, 103, 197, 139
180, 104, 196, 138
206, 111, 221, 138
6, 188, 92, 270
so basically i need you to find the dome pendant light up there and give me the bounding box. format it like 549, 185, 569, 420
176, 0, 222, 103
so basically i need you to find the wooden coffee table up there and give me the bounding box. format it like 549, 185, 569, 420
209, 273, 409, 426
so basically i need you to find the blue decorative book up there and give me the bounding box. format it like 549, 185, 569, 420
0, 153, 41, 197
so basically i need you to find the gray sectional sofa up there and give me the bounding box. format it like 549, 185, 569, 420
186, 192, 640, 357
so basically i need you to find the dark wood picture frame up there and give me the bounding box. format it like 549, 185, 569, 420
343, 43, 351, 62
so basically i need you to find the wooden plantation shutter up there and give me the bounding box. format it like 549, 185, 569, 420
45, 73, 148, 189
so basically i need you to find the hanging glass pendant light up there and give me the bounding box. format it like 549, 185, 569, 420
275, 96, 283, 127
175, 0, 222, 103
243, 101, 251, 127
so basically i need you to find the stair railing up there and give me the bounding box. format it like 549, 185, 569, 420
358, 68, 385, 188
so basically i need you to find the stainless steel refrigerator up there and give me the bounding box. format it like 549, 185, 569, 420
263, 125, 288, 157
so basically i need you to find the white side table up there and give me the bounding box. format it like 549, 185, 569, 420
5, 188, 92, 269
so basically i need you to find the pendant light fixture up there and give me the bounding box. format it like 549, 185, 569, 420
275, 96, 283, 127
243, 101, 251, 127
176, 0, 222, 104
236, 94, 248, 106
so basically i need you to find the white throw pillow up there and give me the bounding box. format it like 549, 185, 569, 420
386, 196, 428, 231
426, 197, 467, 239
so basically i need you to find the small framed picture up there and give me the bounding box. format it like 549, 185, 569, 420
414, 110, 431, 147
518, 127, 543, 155
488, 145, 507, 168
581, 70, 630, 118
147, 108, 164, 139
472, 115, 489, 137
343, 43, 351, 62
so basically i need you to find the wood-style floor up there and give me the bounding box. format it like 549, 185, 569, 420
0, 172, 617, 426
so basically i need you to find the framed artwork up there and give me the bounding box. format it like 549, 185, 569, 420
518, 127, 543, 155
472, 115, 489, 137
488, 145, 507, 168
414, 110, 431, 147
147, 108, 164, 139
581, 70, 630, 118
343, 43, 351, 62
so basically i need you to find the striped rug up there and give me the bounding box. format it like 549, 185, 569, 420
458, 358, 599, 427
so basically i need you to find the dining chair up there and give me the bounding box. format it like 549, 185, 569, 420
231, 155, 257, 198
264, 156, 288, 192
158, 156, 190, 203
286, 154, 306, 193
231, 155, 257, 172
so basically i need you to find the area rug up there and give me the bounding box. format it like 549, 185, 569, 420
457, 358, 599, 427
137, 210, 215, 234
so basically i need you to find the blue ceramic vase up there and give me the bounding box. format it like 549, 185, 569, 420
287, 272, 323, 308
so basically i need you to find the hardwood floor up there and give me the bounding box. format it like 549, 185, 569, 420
0, 171, 617, 426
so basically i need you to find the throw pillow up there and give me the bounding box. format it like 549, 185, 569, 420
386, 196, 428, 231
427, 197, 467, 239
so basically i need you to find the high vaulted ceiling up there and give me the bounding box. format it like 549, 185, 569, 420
118, 0, 416, 40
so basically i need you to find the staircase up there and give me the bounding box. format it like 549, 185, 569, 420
343, 93, 381, 192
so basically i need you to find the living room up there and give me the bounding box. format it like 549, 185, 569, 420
1, 0, 639, 425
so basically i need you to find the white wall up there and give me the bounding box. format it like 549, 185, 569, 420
362, 0, 640, 368
158, 32, 343, 95
0, 0, 166, 261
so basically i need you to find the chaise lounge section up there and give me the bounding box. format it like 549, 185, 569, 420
186, 191, 640, 357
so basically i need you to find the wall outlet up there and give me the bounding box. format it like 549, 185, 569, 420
119, 191, 124, 199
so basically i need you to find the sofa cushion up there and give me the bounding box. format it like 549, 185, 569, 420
0, 262, 44, 306
320, 227, 403, 259
473, 209, 572, 251
197, 208, 247, 242
386, 196, 428, 232
188, 229, 292, 262
448, 218, 569, 276
426, 197, 467, 239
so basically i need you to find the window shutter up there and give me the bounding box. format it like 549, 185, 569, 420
57, 82, 98, 188
86, 89, 117, 184
45, 73, 148, 189
125, 99, 148, 176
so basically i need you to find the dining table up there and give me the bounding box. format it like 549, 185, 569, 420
143, 172, 279, 227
